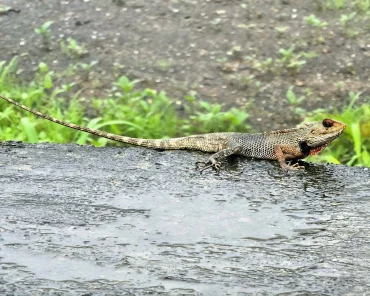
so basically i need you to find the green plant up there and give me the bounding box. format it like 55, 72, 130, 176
356, 0, 370, 11
95, 88, 181, 141
229, 45, 243, 60
243, 75, 261, 94
279, 47, 293, 62
0, 57, 17, 86
237, 24, 257, 30
340, 12, 359, 37
49, 83, 77, 102
35, 21, 53, 49
237, 24, 257, 38
75, 61, 98, 81
305, 15, 328, 43
306, 91, 370, 167
329, 0, 346, 9
300, 51, 318, 59
275, 26, 289, 38
37, 62, 54, 90
61, 38, 89, 58
241, 74, 255, 86
278, 47, 307, 74
247, 56, 274, 73
154, 59, 173, 72
335, 81, 345, 91
286, 88, 306, 117
185, 100, 250, 134
305, 15, 328, 28
340, 12, 357, 27
258, 57, 274, 73
0, 62, 252, 146
113, 75, 140, 93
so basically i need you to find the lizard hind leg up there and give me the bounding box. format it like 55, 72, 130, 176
195, 146, 242, 173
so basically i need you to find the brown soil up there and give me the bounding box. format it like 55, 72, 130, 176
1, 0, 370, 131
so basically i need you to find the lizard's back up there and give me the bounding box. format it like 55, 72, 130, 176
228, 128, 306, 160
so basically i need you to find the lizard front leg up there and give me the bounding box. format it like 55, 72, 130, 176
274, 145, 305, 171
196, 146, 242, 173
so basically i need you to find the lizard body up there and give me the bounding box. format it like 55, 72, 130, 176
0, 94, 346, 171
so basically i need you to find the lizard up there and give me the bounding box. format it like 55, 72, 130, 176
0, 94, 346, 172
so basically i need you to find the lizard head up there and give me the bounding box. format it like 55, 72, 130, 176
303, 119, 346, 155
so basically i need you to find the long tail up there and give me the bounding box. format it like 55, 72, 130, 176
0, 94, 223, 151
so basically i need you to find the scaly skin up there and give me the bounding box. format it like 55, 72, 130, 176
0, 94, 346, 171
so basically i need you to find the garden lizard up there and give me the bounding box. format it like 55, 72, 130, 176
0, 94, 346, 171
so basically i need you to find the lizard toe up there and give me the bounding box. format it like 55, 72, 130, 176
195, 161, 213, 174
195, 159, 222, 174
282, 162, 304, 171
214, 162, 221, 172
292, 163, 304, 169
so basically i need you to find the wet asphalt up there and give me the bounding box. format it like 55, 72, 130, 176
0, 142, 369, 296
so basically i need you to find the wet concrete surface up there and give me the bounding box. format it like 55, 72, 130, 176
0, 142, 369, 295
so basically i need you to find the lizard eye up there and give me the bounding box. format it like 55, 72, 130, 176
323, 119, 333, 128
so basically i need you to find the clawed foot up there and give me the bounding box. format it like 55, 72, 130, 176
282, 161, 305, 171
195, 159, 221, 173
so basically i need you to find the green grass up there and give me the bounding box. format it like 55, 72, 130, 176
0, 58, 251, 147
1, 58, 369, 168
61, 38, 89, 58
35, 21, 53, 49
306, 91, 370, 167
324, 0, 369, 10
356, 0, 370, 12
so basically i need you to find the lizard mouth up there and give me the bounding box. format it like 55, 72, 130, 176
309, 143, 329, 155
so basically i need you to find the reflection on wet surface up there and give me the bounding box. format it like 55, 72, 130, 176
0, 143, 370, 295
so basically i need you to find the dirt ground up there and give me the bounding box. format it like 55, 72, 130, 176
1, 0, 370, 130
